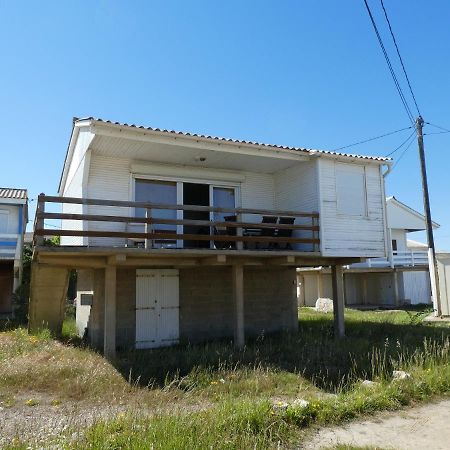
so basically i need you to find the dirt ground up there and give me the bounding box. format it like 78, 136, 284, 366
302, 398, 450, 450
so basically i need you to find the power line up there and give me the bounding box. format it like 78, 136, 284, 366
391, 133, 416, 170
424, 131, 450, 136
44, 222, 61, 229
331, 125, 412, 152
363, 0, 415, 124
385, 130, 416, 156
425, 122, 450, 133
380, 0, 421, 116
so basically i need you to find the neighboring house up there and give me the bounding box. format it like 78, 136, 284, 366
297, 196, 439, 307
29, 117, 391, 357
0, 188, 28, 315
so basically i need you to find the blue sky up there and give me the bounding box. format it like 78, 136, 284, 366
1, 1, 450, 248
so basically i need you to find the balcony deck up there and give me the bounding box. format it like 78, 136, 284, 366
0, 233, 19, 260
350, 250, 429, 270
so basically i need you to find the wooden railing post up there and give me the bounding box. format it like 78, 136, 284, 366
35, 193, 45, 246
144, 208, 153, 249
236, 213, 243, 250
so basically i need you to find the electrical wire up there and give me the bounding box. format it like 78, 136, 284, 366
425, 122, 450, 133
391, 134, 416, 170
331, 125, 412, 152
385, 130, 416, 156
44, 222, 61, 229
363, 0, 415, 124
380, 0, 421, 117
424, 131, 450, 136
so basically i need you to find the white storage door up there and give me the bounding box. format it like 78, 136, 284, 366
135, 269, 179, 349
136, 271, 158, 348
159, 270, 180, 344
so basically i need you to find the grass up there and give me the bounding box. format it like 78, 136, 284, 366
1, 307, 449, 449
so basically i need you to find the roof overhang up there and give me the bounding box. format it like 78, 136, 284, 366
386, 196, 440, 231
58, 117, 392, 192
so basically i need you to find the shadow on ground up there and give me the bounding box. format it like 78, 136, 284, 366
112, 310, 450, 392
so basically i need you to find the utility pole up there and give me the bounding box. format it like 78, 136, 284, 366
416, 116, 441, 316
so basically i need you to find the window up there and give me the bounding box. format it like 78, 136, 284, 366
335, 164, 367, 216
391, 239, 398, 252
212, 187, 236, 221
134, 179, 177, 230
0, 210, 8, 233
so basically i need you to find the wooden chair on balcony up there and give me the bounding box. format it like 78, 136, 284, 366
214, 215, 237, 250
250, 215, 277, 250
275, 216, 295, 250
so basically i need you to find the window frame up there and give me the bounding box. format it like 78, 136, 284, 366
0, 209, 9, 234
335, 163, 369, 218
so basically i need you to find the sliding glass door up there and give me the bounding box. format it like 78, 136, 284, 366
134, 178, 238, 249
135, 179, 177, 248
212, 187, 236, 221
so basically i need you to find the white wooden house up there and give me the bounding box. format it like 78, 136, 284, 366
297, 196, 439, 307
29, 117, 391, 357
0, 188, 28, 315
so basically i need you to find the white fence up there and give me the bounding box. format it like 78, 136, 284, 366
352, 251, 429, 269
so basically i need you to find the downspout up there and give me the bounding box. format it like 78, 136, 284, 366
381, 163, 394, 267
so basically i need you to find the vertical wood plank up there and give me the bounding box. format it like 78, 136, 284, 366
35, 194, 45, 246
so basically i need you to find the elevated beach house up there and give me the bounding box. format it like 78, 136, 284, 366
297, 196, 439, 308
29, 118, 391, 357
0, 188, 27, 315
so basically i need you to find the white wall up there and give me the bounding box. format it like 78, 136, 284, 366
85, 153, 276, 247
319, 159, 386, 257
391, 229, 408, 252
298, 271, 333, 306
274, 161, 319, 251
402, 271, 431, 305
437, 254, 450, 316
0, 204, 19, 235
60, 128, 94, 246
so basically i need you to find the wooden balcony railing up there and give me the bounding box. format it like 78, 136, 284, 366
34, 194, 320, 252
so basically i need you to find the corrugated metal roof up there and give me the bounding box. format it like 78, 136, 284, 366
77, 117, 391, 162
0, 188, 28, 200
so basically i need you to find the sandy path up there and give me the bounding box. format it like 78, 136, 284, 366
302, 399, 450, 450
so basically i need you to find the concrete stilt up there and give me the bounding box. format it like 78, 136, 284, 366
331, 264, 345, 338
104, 265, 117, 359
232, 265, 245, 347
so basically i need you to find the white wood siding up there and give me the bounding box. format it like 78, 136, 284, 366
402, 270, 431, 305
61, 128, 93, 246
0, 205, 19, 235
319, 159, 386, 257
391, 229, 408, 252
85, 154, 275, 247
87, 155, 131, 247
274, 161, 319, 251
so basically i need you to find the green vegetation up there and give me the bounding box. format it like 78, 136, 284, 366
1, 308, 449, 449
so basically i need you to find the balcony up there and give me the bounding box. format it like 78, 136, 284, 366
34, 195, 320, 255
351, 250, 429, 269
0, 234, 19, 260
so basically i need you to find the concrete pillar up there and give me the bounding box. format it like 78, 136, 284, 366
104, 265, 117, 359
393, 270, 400, 306
331, 265, 345, 338
362, 275, 368, 305
232, 265, 244, 347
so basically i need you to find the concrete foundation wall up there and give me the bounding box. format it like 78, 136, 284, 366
76, 266, 298, 350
